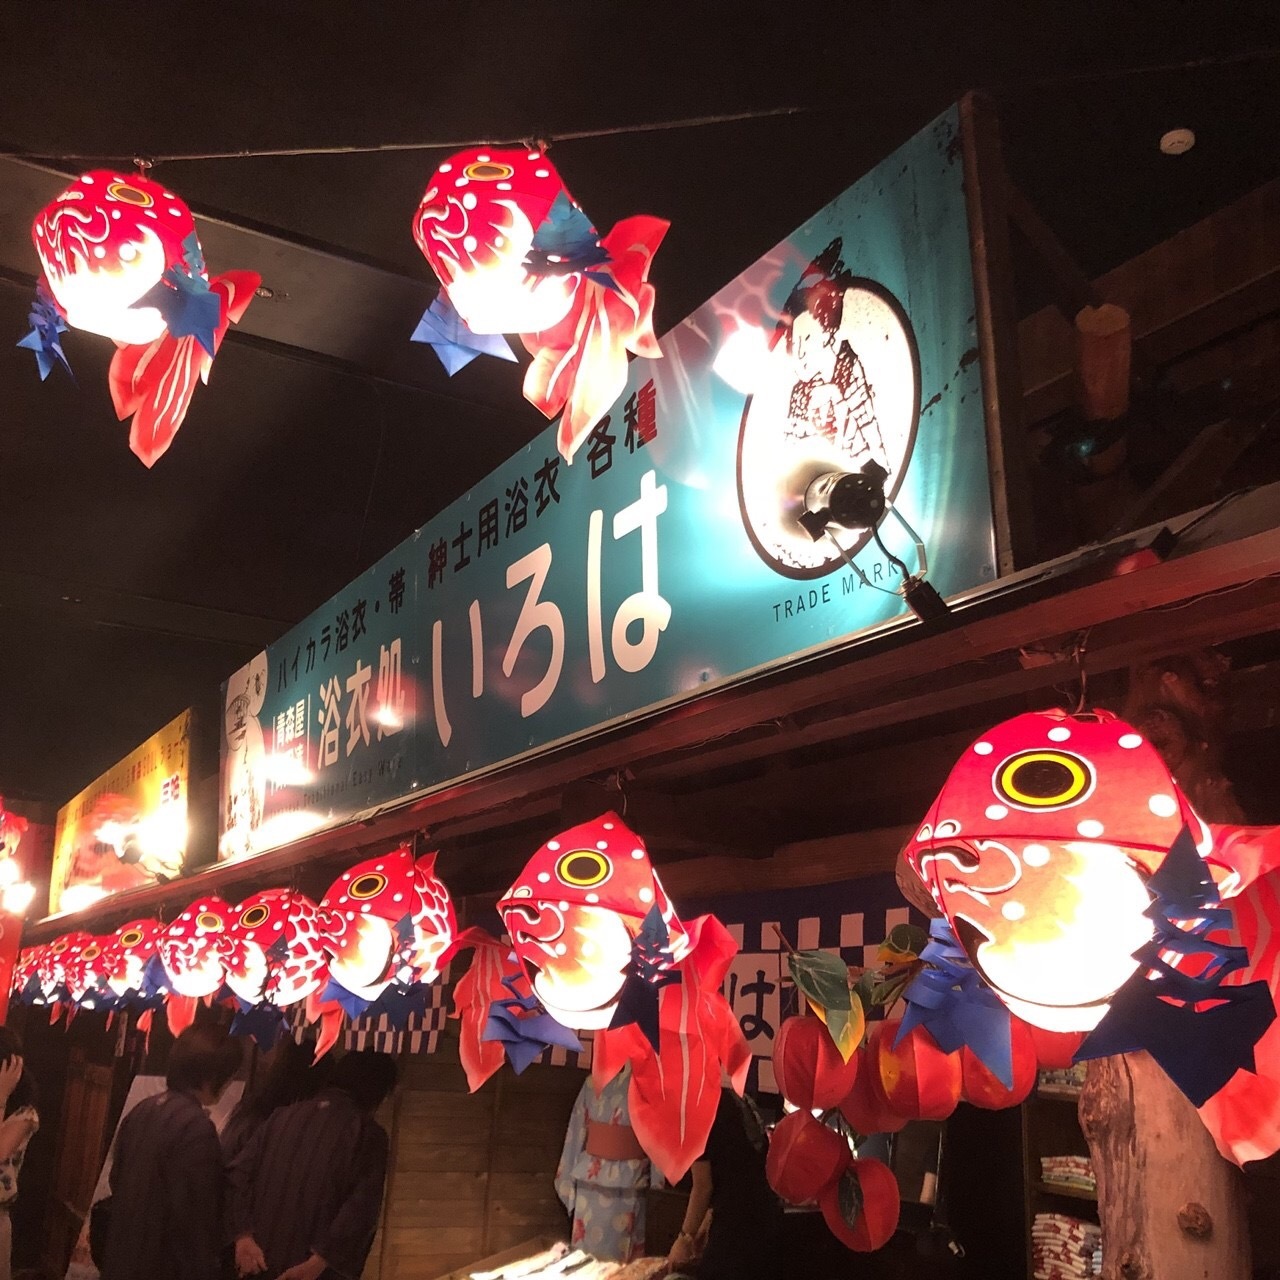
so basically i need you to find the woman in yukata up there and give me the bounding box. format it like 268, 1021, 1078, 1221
555, 1063, 656, 1261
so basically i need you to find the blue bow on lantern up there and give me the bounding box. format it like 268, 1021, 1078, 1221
895, 917, 1016, 1088
365, 982, 433, 1031
1078, 825, 1276, 1106
411, 291, 517, 375
230, 999, 290, 1051
17, 285, 73, 381
133, 233, 222, 355
483, 967, 582, 1074
525, 191, 612, 278
608, 904, 682, 1052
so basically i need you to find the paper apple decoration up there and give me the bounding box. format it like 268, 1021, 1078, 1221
766, 1109, 851, 1205
29, 170, 259, 465
818, 1157, 901, 1252
839, 1045, 908, 1136
872, 1018, 962, 1121
774, 1015, 861, 1111
961, 1016, 1037, 1109
1028, 1024, 1086, 1070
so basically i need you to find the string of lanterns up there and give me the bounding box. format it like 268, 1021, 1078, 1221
20, 145, 667, 468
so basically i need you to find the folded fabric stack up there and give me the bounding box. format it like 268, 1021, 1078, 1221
1040, 1154, 1096, 1194
470, 1246, 662, 1280
1031, 1212, 1102, 1280
1091, 1243, 1104, 1276
1038, 1064, 1088, 1095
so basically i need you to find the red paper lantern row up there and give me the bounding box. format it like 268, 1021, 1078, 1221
819, 1157, 902, 1252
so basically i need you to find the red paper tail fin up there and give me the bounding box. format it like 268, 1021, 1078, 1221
166, 993, 199, 1037
108, 270, 259, 467
449, 935, 510, 1093
522, 216, 667, 463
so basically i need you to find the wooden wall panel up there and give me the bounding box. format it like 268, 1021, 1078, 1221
368, 1034, 583, 1280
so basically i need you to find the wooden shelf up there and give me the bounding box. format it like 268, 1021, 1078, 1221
1033, 1179, 1097, 1202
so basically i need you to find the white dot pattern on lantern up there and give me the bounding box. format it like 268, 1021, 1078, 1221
639, 888, 654, 903
586, 893, 599, 904
917, 824, 933, 841
985, 804, 1008, 821
1118, 733, 1143, 749
973, 742, 994, 755
537, 872, 551, 883
1149, 794, 1178, 818
535, 168, 550, 178
1001, 901, 1026, 920
555, 943, 567, 956
936, 820, 961, 838
477, 153, 490, 163
1077, 819, 1104, 838
631, 848, 645, 859
596, 841, 608, 850
463, 235, 478, 252
603, 822, 614, 830
439, 163, 452, 172
1047, 726, 1071, 742
1023, 844, 1051, 867
559, 901, 569, 912
462, 193, 477, 210
547, 841, 560, 852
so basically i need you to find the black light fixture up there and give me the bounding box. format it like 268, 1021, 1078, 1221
799, 460, 952, 625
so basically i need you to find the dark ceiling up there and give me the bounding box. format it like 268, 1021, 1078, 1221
1, 0, 1278, 803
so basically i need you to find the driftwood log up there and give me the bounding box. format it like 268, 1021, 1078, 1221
1078, 653, 1251, 1279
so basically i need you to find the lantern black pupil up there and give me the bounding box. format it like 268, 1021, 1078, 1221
1012, 759, 1074, 799
564, 856, 599, 882
352, 876, 383, 897
469, 164, 508, 179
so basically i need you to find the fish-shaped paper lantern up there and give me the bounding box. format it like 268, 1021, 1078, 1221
158, 895, 232, 997
497, 813, 690, 1030
99, 918, 165, 1001
412, 149, 666, 462
225, 888, 328, 1008
63, 935, 115, 1009
43, 931, 96, 1002
30, 170, 260, 466
904, 709, 1208, 1033
11, 947, 47, 1004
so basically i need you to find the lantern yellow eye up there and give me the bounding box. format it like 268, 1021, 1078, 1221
83, 945, 101, 961
349, 873, 387, 900
120, 929, 143, 948
196, 912, 223, 931
239, 905, 270, 929
463, 161, 515, 182
556, 850, 611, 888
107, 180, 153, 207
995, 750, 1094, 809
51, 939, 67, 954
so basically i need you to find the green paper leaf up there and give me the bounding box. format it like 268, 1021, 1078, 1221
854, 971, 879, 1009
878, 923, 929, 965
789, 949, 853, 1015
837, 1166, 864, 1230
819, 991, 867, 1062
871, 974, 911, 1009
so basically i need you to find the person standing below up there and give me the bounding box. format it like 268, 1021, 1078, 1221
99, 1023, 243, 1280
667, 1086, 784, 1279
555, 1064, 655, 1262
230, 1050, 397, 1280
0, 1029, 38, 1280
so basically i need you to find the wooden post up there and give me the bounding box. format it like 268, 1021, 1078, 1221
959, 92, 1036, 576
1080, 1053, 1249, 1280
1078, 655, 1253, 1279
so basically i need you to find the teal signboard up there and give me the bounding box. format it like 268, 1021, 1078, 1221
219, 105, 995, 861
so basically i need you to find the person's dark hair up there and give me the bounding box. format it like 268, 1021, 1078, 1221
0, 1026, 36, 1117
330, 1050, 398, 1112
166, 1024, 242, 1094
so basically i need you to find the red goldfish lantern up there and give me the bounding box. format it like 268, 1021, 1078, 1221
497, 812, 690, 1030
773, 1016, 861, 1112
30, 170, 259, 466
225, 889, 328, 1008
63, 935, 114, 1008
318, 847, 457, 1009
766, 1109, 851, 1205
413, 149, 666, 462
904, 709, 1206, 1034
45, 931, 95, 999
818, 1158, 901, 1252
99, 918, 164, 1001
158, 896, 232, 1034
11, 947, 46, 1003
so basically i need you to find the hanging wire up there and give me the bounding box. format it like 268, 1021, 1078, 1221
0, 105, 810, 165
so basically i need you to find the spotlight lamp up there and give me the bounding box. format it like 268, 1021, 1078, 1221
799, 461, 951, 624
